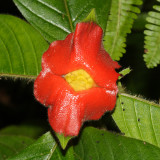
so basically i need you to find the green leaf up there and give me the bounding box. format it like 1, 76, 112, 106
74, 127, 160, 160
82, 8, 97, 23
112, 93, 160, 148
8, 132, 75, 160
119, 67, 131, 79
56, 133, 73, 150
144, 0, 160, 68
13, 0, 111, 42
0, 135, 34, 160
0, 15, 49, 79
8, 128, 160, 160
0, 124, 47, 139
103, 0, 143, 60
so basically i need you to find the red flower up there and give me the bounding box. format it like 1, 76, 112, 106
34, 22, 120, 137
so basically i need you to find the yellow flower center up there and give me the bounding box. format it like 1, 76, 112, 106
64, 69, 97, 91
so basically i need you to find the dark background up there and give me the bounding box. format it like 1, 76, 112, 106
0, 0, 160, 130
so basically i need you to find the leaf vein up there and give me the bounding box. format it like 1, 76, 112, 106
110, 0, 122, 56
119, 96, 131, 136
17, 0, 70, 34
149, 105, 159, 146
28, 21, 57, 41
36, 0, 64, 15
1, 21, 26, 74
64, 0, 74, 32
145, 30, 160, 67
133, 100, 143, 139
72, 3, 90, 22
22, 25, 39, 75
46, 143, 57, 160
0, 36, 13, 73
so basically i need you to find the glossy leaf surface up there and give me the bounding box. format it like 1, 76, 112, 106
13, 0, 111, 42
9, 127, 160, 160
9, 132, 74, 160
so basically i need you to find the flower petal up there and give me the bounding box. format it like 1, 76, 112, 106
48, 91, 84, 136
79, 87, 117, 120
41, 22, 120, 90
34, 22, 120, 137
41, 33, 74, 75
34, 71, 72, 106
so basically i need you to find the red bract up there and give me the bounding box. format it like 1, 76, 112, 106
34, 22, 120, 137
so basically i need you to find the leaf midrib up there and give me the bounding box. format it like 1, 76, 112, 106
64, 0, 74, 32
119, 95, 131, 136
46, 143, 57, 160
147, 31, 160, 67
15, 0, 70, 34
149, 105, 159, 146
110, 0, 122, 56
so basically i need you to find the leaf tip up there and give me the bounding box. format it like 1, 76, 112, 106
119, 67, 132, 80
55, 133, 74, 149
82, 8, 97, 23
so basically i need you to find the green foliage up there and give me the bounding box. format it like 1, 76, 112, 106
82, 8, 97, 23
144, 0, 160, 68
0, 15, 48, 79
113, 93, 160, 147
8, 132, 74, 160
56, 133, 73, 150
103, 0, 143, 60
13, 0, 111, 42
8, 127, 160, 160
74, 127, 160, 160
1, 0, 160, 159
0, 124, 47, 139
119, 67, 131, 79
0, 135, 34, 160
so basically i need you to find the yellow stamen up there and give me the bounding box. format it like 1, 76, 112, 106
64, 69, 97, 91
